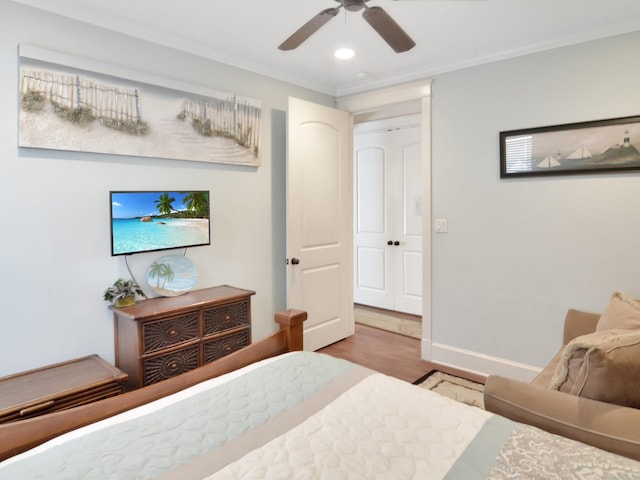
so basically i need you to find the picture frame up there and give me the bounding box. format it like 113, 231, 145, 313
500, 115, 640, 178
18, 44, 262, 167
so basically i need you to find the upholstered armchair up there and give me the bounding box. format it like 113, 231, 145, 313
484, 293, 640, 461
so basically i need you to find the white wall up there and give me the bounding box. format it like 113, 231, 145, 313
0, 2, 333, 376
430, 30, 640, 377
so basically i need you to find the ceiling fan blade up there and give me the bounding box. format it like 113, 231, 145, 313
362, 6, 416, 53
278, 8, 340, 51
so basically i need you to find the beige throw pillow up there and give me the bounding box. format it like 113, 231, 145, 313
596, 291, 640, 331
549, 329, 640, 408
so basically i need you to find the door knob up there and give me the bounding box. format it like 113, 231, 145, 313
387, 240, 393, 245
291, 257, 300, 265
394, 241, 400, 246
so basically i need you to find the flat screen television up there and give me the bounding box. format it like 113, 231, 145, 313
110, 191, 211, 256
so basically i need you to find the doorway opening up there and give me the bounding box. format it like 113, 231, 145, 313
353, 114, 423, 337
338, 80, 432, 358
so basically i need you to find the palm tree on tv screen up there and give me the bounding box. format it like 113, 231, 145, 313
154, 192, 176, 217
181, 191, 209, 218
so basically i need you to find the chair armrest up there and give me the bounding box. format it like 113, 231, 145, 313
563, 309, 600, 344
484, 375, 640, 461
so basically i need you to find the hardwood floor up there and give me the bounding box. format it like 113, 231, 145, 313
317, 322, 486, 385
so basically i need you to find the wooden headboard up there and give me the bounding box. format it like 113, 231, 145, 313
0, 309, 307, 461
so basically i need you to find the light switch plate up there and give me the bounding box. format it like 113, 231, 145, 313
435, 219, 448, 233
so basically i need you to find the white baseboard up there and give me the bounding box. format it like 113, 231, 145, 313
421, 339, 541, 383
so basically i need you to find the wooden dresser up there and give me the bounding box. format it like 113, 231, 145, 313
0, 355, 128, 424
112, 285, 255, 389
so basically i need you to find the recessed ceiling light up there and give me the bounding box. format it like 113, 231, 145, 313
334, 48, 355, 60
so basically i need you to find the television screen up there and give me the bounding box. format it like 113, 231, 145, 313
110, 191, 211, 256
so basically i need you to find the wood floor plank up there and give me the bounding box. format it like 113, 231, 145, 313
317, 323, 430, 383
317, 323, 486, 384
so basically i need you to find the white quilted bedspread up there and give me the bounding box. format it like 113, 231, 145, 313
209, 373, 492, 480
4, 352, 640, 479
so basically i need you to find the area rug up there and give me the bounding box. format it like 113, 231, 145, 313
354, 306, 421, 339
415, 371, 485, 408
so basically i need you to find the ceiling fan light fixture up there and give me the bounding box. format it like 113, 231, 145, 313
334, 47, 355, 59
279, 0, 414, 53
341, 0, 368, 12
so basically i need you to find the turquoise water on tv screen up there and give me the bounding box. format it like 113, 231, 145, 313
111, 218, 209, 255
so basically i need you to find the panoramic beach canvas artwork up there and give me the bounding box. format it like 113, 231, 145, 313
18, 46, 262, 166
110, 191, 210, 257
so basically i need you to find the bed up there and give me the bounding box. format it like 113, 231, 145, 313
1, 309, 640, 479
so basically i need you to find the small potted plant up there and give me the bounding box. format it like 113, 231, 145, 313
103, 278, 145, 307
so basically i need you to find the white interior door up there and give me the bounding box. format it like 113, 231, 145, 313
287, 97, 354, 351
354, 117, 422, 315
353, 142, 393, 309
395, 134, 423, 315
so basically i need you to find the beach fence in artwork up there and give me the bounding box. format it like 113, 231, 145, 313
20, 69, 262, 159
20, 69, 146, 134
178, 97, 261, 157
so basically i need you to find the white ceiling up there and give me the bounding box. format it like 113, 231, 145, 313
12, 0, 640, 97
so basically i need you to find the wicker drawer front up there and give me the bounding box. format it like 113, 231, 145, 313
203, 300, 250, 336
203, 329, 250, 364
142, 345, 199, 386
112, 286, 255, 388
142, 312, 199, 354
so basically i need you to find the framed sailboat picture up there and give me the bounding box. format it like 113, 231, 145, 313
500, 115, 640, 178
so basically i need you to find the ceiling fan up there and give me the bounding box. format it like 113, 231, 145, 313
278, 0, 416, 53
